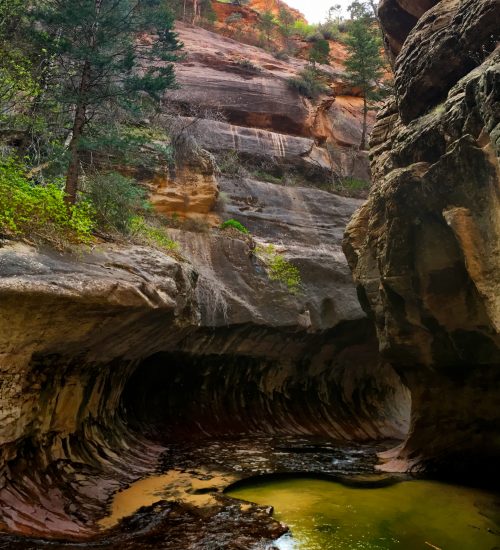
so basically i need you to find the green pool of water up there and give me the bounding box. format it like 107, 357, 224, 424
227, 477, 500, 550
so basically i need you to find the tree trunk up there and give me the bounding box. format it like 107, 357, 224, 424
64, 61, 90, 205
192, 0, 199, 23
65, 0, 102, 204
360, 94, 368, 150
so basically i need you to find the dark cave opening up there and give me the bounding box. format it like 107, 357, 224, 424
119, 350, 411, 443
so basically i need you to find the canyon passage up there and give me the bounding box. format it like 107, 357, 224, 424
0, 0, 499, 548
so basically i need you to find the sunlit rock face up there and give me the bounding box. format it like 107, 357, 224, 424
164, 22, 373, 180
148, 148, 221, 225
344, 0, 500, 475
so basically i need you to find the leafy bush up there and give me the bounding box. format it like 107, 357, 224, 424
305, 31, 324, 43
220, 218, 249, 234
0, 158, 94, 248
130, 216, 179, 252
292, 20, 317, 40
309, 39, 330, 65
287, 68, 330, 100
84, 171, 148, 234
318, 21, 342, 41
255, 244, 301, 294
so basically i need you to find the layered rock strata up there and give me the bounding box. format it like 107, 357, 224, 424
0, 176, 410, 540
344, 0, 500, 475
163, 22, 372, 186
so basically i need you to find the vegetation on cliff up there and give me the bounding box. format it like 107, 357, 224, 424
0, 0, 387, 251
256, 244, 301, 294
0, 158, 94, 248
344, 1, 387, 149
0, 0, 182, 248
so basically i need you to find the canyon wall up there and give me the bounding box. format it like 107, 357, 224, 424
0, 179, 410, 537
0, 10, 396, 539
344, 0, 500, 475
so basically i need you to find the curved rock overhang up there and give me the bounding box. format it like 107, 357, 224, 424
0, 240, 410, 540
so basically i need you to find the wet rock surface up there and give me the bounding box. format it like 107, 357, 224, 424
0, 498, 287, 550
0, 174, 410, 545
0, 437, 389, 550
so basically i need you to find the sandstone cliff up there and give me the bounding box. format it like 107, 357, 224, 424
145, 19, 372, 220
0, 2, 411, 544
344, 0, 500, 475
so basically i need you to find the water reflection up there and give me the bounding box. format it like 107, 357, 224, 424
228, 477, 500, 550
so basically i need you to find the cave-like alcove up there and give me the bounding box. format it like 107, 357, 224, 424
120, 351, 411, 443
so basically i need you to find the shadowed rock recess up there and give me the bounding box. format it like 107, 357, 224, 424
344, 0, 500, 475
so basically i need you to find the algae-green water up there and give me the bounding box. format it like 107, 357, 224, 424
227, 477, 500, 550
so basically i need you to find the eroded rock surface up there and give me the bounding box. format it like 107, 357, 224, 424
163, 22, 372, 185
345, 0, 500, 474
0, 177, 410, 542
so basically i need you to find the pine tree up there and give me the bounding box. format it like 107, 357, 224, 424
34, 0, 182, 204
259, 11, 277, 47
344, 1, 385, 150
0, 0, 38, 113
309, 39, 330, 67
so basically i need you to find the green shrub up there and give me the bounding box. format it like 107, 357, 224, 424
0, 158, 94, 248
216, 150, 244, 177
305, 31, 324, 43
309, 39, 330, 65
255, 244, 301, 294
235, 58, 260, 72
287, 68, 330, 100
292, 20, 317, 40
318, 21, 342, 41
130, 216, 179, 252
342, 178, 370, 191
84, 171, 148, 234
332, 177, 371, 197
252, 170, 283, 185
220, 218, 249, 234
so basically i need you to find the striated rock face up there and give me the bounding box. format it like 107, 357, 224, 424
169, 23, 316, 136
164, 22, 373, 182
344, 0, 500, 475
0, 179, 410, 538
142, 19, 375, 225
